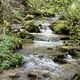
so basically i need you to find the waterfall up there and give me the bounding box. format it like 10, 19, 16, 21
32, 16, 63, 47
39, 22, 53, 34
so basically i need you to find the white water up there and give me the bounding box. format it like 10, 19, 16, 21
21, 16, 78, 80
39, 23, 53, 34
65, 54, 76, 62
23, 54, 60, 72
32, 16, 63, 47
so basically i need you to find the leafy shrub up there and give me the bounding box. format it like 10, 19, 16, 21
0, 34, 23, 69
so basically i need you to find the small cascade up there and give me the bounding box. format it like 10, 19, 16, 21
20, 15, 78, 80
39, 23, 53, 34
65, 54, 76, 62
32, 16, 63, 47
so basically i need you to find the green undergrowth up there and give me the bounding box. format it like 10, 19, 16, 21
0, 34, 23, 70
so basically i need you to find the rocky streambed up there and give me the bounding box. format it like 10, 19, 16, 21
0, 16, 80, 80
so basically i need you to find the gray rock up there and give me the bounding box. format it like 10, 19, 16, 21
9, 72, 20, 79
42, 71, 51, 78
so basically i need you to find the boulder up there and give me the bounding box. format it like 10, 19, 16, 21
53, 55, 67, 64
9, 72, 20, 79
27, 70, 51, 79
18, 29, 27, 38
49, 20, 70, 35
27, 25, 40, 33
42, 71, 51, 78
27, 71, 39, 80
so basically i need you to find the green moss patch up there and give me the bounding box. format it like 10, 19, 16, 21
50, 20, 70, 35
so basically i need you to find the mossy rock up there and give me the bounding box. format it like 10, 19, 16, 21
22, 20, 40, 33
60, 36, 70, 40
58, 45, 70, 52
22, 20, 35, 30
25, 14, 34, 20
27, 25, 40, 33
50, 20, 70, 35
74, 51, 80, 57
53, 54, 67, 64
33, 11, 42, 16
17, 29, 27, 38
58, 45, 80, 57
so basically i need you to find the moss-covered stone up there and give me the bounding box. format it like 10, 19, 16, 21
53, 54, 67, 64
18, 29, 27, 38
21, 19, 40, 33
50, 20, 70, 35
57, 45, 80, 58
27, 25, 40, 33
25, 14, 34, 20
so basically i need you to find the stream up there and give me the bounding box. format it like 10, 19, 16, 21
0, 16, 80, 80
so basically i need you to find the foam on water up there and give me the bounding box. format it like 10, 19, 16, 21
65, 55, 76, 62
33, 40, 63, 47
23, 54, 60, 72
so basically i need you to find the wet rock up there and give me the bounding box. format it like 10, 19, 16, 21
53, 55, 67, 64
47, 47, 53, 50
18, 29, 27, 38
49, 20, 70, 35
39, 24, 42, 27
27, 25, 40, 33
25, 14, 34, 20
27, 71, 38, 79
28, 73, 37, 78
57, 46, 80, 57
25, 33, 35, 40
9, 72, 20, 79
57, 46, 70, 52
11, 29, 20, 33
27, 70, 51, 80
38, 54, 44, 59
71, 73, 80, 80
60, 36, 70, 40
42, 71, 51, 78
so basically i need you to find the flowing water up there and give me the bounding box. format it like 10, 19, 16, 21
31, 15, 63, 47
0, 16, 80, 80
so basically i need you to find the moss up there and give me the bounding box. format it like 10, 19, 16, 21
21, 20, 40, 33
18, 29, 27, 39
27, 25, 40, 33
50, 20, 70, 35
58, 45, 80, 58
22, 20, 34, 29
25, 14, 34, 20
